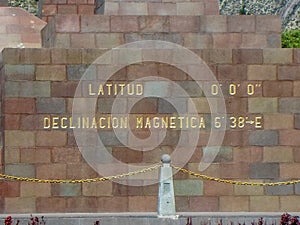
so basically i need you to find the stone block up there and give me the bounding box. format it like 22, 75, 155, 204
0, 181, 20, 197
54, 33, 71, 48
204, 180, 234, 196
228, 15, 255, 32
263, 49, 293, 64
128, 196, 156, 212
241, 34, 268, 48
57, 5, 77, 14
97, 197, 128, 212
36, 131, 67, 146
280, 196, 300, 212
201, 15, 227, 33
5, 81, 50, 97
233, 49, 263, 64
295, 114, 300, 129
265, 183, 294, 196
189, 98, 211, 113
78, 5, 94, 14
248, 98, 278, 113
267, 33, 281, 48
263, 81, 292, 97
71, 33, 96, 48
20, 49, 51, 64
294, 49, 300, 63
98, 130, 128, 146
52, 147, 82, 163
4, 147, 20, 163
36, 65, 66, 81
249, 130, 278, 146
36, 197, 66, 213
278, 66, 300, 80
250, 162, 279, 179
217, 65, 247, 80
95, 33, 124, 48
21, 183, 51, 197
83, 182, 113, 196
5, 114, 20, 130
36, 97, 66, 113
219, 196, 249, 212
20, 148, 51, 164
247, 65, 277, 80
5, 65, 35, 80
20, 115, 44, 130
53, 183, 82, 197
189, 196, 219, 212
157, 64, 187, 80
203, 49, 232, 64
234, 180, 264, 195
280, 163, 300, 179
112, 147, 143, 163
5, 131, 35, 147
144, 81, 171, 98
183, 33, 212, 49
158, 98, 188, 113
250, 196, 279, 211
213, 33, 242, 48
4, 98, 35, 114
104, 2, 119, 15
36, 164, 67, 180
294, 82, 300, 96
5, 164, 35, 177
170, 16, 200, 32
225, 97, 248, 114
139, 16, 169, 32
81, 16, 109, 33
2, 48, 21, 64
279, 98, 300, 113
148, 3, 176, 16
111, 16, 139, 32
67, 64, 96, 80
256, 15, 281, 33
264, 114, 293, 130
174, 180, 203, 196
279, 130, 300, 146
119, 3, 147, 15
175, 81, 203, 97
51, 49, 82, 64
220, 163, 249, 179
56, 15, 80, 32
5, 197, 36, 213
51, 82, 78, 97
202, 146, 232, 163
176, 2, 205, 15
82, 49, 108, 64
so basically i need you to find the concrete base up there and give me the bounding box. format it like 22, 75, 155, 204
0, 212, 297, 225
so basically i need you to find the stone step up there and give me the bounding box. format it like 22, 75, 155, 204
0, 212, 294, 225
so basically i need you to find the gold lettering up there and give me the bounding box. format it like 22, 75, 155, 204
120, 117, 128, 128
255, 116, 262, 128
99, 117, 105, 128
106, 83, 112, 95
82, 117, 89, 128
107, 116, 111, 128
145, 117, 151, 128
191, 117, 197, 128
114, 84, 118, 95
61, 117, 68, 129
178, 117, 184, 129
88, 83, 96, 96
199, 117, 205, 128
98, 84, 104, 95
161, 117, 168, 128
153, 117, 160, 128
136, 117, 143, 128
112, 117, 119, 128
52, 116, 59, 129
119, 84, 125, 95
43, 117, 51, 129
91, 117, 97, 128
136, 84, 143, 95
128, 84, 134, 95
170, 117, 176, 128
69, 117, 76, 129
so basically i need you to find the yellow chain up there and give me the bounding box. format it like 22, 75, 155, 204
172, 165, 300, 186
0, 164, 160, 184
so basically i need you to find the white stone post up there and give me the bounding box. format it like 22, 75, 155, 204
157, 154, 177, 219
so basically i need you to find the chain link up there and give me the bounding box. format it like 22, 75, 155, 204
0, 164, 160, 183
172, 165, 300, 186
1, 163, 300, 186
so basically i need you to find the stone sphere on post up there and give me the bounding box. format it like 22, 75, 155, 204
161, 154, 171, 164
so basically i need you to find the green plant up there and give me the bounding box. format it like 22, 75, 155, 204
282, 29, 300, 48
8, 0, 38, 15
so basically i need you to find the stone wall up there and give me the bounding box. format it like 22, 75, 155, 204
1, 47, 300, 213
41, 15, 282, 49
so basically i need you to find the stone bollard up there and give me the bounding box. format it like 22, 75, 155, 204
157, 154, 178, 219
